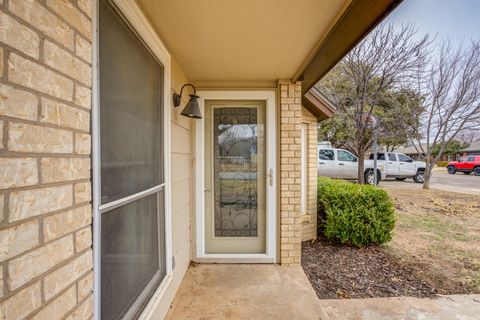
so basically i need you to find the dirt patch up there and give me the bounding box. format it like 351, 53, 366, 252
390, 188, 480, 216
302, 239, 436, 299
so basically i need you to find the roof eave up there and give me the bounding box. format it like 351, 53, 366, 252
294, 0, 403, 97
302, 89, 336, 121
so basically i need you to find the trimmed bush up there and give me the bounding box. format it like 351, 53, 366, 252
437, 161, 449, 167
317, 178, 395, 247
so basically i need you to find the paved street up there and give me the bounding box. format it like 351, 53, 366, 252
380, 168, 480, 195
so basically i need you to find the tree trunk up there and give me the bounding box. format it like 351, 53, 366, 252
423, 158, 432, 190
357, 148, 365, 184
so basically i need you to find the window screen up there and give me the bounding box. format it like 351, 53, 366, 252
100, 1, 163, 204
99, 1, 166, 319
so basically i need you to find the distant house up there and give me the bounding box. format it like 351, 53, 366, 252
392, 144, 461, 161
392, 144, 427, 160
460, 140, 480, 156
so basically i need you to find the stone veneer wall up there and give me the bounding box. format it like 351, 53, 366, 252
0, 1, 93, 319
301, 107, 318, 241
279, 81, 303, 265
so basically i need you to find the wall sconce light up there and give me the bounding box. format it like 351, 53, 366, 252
172, 83, 202, 119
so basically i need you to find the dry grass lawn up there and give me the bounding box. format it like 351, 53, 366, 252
385, 188, 480, 294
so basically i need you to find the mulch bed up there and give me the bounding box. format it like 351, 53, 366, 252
302, 238, 437, 299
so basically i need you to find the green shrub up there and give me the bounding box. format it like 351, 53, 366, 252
317, 177, 395, 247
437, 161, 449, 167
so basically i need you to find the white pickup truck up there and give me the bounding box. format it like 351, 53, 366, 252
318, 147, 426, 184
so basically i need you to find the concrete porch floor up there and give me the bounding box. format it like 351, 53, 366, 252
165, 264, 321, 320
165, 264, 480, 320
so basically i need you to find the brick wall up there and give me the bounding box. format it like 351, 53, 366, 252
0, 1, 93, 319
279, 81, 303, 266
301, 107, 318, 241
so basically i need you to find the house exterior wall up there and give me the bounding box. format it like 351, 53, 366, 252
1, 1, 194, 319
0, 0, 94, 319
148, 58, 194, 319
301, 107, 318, 242
0, 0, 322, 316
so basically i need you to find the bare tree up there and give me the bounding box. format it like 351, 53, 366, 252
319, 24, 430, 183
456, 130, 480, 144
410, 41, 480, 189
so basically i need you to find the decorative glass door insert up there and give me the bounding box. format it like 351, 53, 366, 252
204, 101, 266, 254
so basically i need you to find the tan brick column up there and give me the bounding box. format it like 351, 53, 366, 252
0, 1, 94, 319
279, 81, 303, 265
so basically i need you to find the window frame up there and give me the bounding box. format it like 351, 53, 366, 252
300, 123, 307, 214
92, 0, 173, 319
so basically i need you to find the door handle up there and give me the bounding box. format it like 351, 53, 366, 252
319, 162, 325, 164
338, 163, 345, 166
388, 162, 393, 164
266, 168, 274, 187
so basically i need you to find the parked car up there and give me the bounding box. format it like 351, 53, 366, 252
447, 156, 480, 176
318, 147, 427, 184
364, 152, 426, 184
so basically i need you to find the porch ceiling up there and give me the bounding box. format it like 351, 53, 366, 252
137, 0, 350, 87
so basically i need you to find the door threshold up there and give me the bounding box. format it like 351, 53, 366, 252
196, 254, 275, 264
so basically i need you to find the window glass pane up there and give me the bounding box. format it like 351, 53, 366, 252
338, 150, 356, 162
319, 149, 335, 160
388, 153, 397, 161
100, 0, 163, 204
369, 153, 385, 160
213, 107, 265, 237
398, 154, 411, 162
101, 192, 165, 320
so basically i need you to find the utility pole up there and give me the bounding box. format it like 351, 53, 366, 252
367, 115, 378, 185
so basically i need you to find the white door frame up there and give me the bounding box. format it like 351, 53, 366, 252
195, 90, 277, 263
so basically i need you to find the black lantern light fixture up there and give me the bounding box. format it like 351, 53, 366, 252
173, 83, 202, 119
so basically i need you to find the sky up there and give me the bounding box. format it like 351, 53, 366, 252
384, 0, 480, 45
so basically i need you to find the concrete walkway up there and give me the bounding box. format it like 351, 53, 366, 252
317, 295, 480, 320
165, 264, 480, 320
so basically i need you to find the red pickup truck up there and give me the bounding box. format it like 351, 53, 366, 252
447, 156, 480, 176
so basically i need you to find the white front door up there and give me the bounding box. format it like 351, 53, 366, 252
195, 91, 276, 262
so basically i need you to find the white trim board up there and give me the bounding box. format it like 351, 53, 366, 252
92, 0, 173, 319
195, 90, 277, 263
